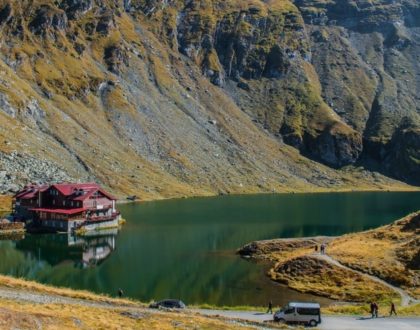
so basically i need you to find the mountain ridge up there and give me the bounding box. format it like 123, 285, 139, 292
0, 0, 418, 198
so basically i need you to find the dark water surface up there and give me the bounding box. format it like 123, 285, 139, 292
0, 192, 419, 307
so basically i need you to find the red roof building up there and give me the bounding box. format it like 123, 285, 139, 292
13, 183, 120, 233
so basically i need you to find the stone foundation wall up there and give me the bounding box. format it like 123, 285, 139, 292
0, 222, 25, 232
83, 218, 119, 231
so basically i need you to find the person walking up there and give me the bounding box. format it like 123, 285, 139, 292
118, 288, 124, 298
320, 243, 325, 255
267, 300, 273, 314
370, 302, 375, 318
373, 302, 379, 318
314, 245, 318, 253
389, 302, 397, 316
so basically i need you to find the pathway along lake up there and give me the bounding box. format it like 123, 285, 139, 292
0, 192, 419, 307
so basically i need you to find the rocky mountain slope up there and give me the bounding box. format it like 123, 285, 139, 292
0, 0, 418, 198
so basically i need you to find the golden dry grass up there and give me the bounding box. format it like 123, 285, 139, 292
269, 255, 397, 302
240, 211, 420, 303
0, 298, 263, 330
0, 195, 12, 213
323, 302, 420, 316
0, 275, 138, 307
328, 211, 420, 298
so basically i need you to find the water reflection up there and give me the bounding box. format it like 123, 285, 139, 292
15, 229, 118, 269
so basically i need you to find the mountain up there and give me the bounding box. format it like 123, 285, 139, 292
0, 0, 418, 199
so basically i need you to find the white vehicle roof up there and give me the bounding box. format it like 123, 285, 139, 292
288, 302, 320, 309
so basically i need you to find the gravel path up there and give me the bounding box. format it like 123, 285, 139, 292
0, 286, 418, 330
194, 309, 420, 330
314, 254, 416, 306
0, 287, 123, 309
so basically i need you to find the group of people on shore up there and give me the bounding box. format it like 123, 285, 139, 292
370, 301, 397, 318
314, 243, 327, 254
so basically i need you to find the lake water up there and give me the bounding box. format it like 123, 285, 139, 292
0, 192, 419, 307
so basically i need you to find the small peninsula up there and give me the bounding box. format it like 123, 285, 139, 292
238, 211, 420, 304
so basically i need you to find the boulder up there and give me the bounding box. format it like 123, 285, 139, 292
60, 0, 93, 19
29, 5, 68, 35
0, 3, 12, 25
96, 14, 115, 35
104, 45, 128, 74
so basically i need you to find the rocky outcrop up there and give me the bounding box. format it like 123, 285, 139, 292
59, 0, 93, 19
177, 4, 306, 84
304, 125, 363, 167
238, 237, 331, 258
384, 122, 420, 184
29, 5, 68, 35
96, 13, 115, 35
104, 44, 129, 74
0, 3, 12, 25
0, 152, 74, 194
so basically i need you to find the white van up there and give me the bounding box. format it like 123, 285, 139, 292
273, 302, 321, 327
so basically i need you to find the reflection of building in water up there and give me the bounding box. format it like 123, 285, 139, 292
16, 229, 118, 268
79, 232, 116, 268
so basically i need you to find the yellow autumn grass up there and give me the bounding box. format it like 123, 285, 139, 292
268, 255, 397, 302
0, 298, 266, 330
328, 211, 420, 298
0, 275, 139, 307
241, 212, 420, 303
0, 195, 12, 213
323, 302, 420, 316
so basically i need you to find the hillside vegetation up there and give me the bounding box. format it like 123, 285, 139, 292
328, 211, 420, 298
0, 0, 418, 199
239, 211, 420, 302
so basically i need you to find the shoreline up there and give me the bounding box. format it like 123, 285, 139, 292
1, 186, 419, 213
114, 186, 420, 206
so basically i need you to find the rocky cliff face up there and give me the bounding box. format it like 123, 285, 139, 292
0, 0, 417, 197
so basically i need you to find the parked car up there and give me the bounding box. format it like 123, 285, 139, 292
274, 302, 321, 327
149, 299, 186, 309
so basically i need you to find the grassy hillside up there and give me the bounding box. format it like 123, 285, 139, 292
238, 211, 420, 303
329, 211, 420, 298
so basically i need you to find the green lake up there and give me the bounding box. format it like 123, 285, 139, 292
0, 192, 419, 307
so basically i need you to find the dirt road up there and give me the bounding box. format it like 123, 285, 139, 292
1, 286, 419, 330
194, 309, 420, 330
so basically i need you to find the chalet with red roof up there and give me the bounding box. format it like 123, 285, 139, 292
13, 183, 120, 232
